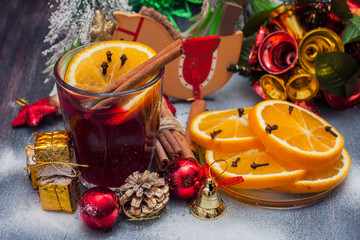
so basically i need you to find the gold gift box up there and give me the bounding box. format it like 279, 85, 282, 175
34, 130, 73, 163
26, 145, 38, 190
38, 166, 80, 213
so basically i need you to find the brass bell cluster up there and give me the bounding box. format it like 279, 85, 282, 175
247, 3, 344, 102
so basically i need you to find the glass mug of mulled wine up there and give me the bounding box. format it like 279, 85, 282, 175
54, 42, 163, 188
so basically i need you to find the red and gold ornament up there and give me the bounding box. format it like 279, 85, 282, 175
11, 98, 57, 127
241, 2, 360, 110
78, 187, 120, 230
164, 158, 206, 200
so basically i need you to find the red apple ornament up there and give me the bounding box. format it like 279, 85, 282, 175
165, 158, 206, 200
78, 187, 120, 230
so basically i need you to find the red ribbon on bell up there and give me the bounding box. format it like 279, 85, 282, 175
203, 163, 244, 198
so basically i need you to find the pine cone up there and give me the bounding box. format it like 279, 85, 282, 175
120, 170, 169, 219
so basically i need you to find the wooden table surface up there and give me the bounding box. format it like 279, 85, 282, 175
1, 1, 360, 239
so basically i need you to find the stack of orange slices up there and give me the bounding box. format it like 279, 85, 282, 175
190, 100, 350, 193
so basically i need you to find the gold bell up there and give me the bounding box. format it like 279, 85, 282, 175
286, 67, 319, 101
299, 28, 344, 75
267, 4, 305, 41
259, 74, 287, 100
189, 178, 226, 220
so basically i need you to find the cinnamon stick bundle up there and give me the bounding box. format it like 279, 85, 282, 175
153, 97, 195, 173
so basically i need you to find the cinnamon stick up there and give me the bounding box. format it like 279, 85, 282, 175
185, 99, 206, 152
158, 132, 175, 160
163, 129, 183, 159
102, 39, 183, 94
154, 140, 170, 173
153, 153, 164, 173
90, 39, 183, 110
172, 131, 194, 159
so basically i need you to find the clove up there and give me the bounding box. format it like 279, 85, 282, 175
210, 130, 222, 139
251, 162, 269, 170
289, 106, 294, 115
237, 108, 245, 117
325, 126, 338, 137
101, 61, 109, 75
106, 51, 113, 62
231, 158, 241, 167
265, 124, 278, 134
120, 54, 128, 67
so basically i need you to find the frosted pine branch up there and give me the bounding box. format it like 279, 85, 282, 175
42, 0, 133, 69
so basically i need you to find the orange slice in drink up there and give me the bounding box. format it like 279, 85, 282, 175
248, 100, 344, 170
65, 41, 156, 92
205, 149, 305, 189
64, 41, 159, 125
191, 108, 263, 152
272, 148, 351, 193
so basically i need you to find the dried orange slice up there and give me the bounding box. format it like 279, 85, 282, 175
272, 149, 351, 193
191, 108, 263, 152
65, 41, 156, 92
248, 100, 344, 170
205, 149, 305, 189
64, 41, 159, 125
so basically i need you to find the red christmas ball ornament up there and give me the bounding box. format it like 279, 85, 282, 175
78, 187, 120, 230
164, 158, 206, 200
324, 89, 360, 110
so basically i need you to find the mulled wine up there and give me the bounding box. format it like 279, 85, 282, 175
54, 42, 163, 188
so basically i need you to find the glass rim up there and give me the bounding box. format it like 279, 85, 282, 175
53, 43, 164, 97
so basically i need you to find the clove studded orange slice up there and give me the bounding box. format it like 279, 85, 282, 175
64, 40, 156, 92
64, 41, 159, 125
248, 100, 344, 170
205, 148, 306, 189
272, 148, 351, 193
190, 108, 263, 152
